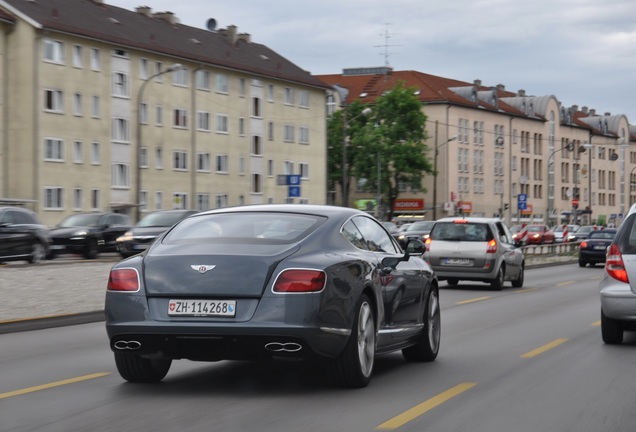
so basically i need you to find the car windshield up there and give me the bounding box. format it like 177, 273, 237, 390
138, 212, 191, 228
163, 212, 325, 244
431, 222, 492, 242
58, 214, 103, 227
527, 226, 543, 232
577, 226, 594, 234
588, 231, 615, 240
403, 221, 435, 232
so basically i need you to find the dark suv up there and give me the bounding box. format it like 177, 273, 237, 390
49, 212, 131, 259
0, 206, 52, 264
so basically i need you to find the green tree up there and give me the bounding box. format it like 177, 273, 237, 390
352, 81, 431, 220
326, 100, 374, 206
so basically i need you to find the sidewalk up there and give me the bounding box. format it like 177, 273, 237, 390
0, 253, 578, 334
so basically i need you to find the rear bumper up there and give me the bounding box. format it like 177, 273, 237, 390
600, 279, 636, 321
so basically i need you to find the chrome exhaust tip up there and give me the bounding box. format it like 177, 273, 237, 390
114, 340, 142, 350
264, 342, 302, 353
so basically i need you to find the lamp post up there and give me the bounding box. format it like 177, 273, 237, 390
135, 63, 182, 222
432, 134, 457, 220
547, 142, 575, 225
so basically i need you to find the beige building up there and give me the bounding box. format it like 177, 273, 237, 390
319, 68, 635, 227
0, 0, 329, 225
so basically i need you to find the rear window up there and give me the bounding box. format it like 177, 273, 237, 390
430, 222, 493, 242
162, 212, 325, 244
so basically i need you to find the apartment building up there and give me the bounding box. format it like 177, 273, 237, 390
0, 0, 329, 225
319, 67, 635, 227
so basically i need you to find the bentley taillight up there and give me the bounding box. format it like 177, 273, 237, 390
108, 268, 140, 292
606, 243, 629, 283
273, 269, 326, 293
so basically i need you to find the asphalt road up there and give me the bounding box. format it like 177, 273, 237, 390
2, 264, 634, 432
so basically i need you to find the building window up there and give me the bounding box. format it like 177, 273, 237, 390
284, 125, 295, 142
268, 159, 274, 177
140, 58, 148, 79
156, 106, 163, 125
44, 90, 63, 112
172, 67, 188, 86
300, 163, 309, 179
196, 70, 210, 90
139, 191, 147, 212
216, 155, 229, 173
283, 161, 294, 175
284, 87, 294, 105
112, 118, 130, 142
139, 147, 148, 168
73, 93, 82, 116
299, 127, 309, 144
112, 72, 130, 97
173, 151, 188, 170
239, 156, 245, 175
156, 147, 163, 169
197, 153, 211, 172
90, 48, 100, 70
196, 194, 211, 211
216, 194, 228, 208
43, 39, 64, 63
112, 48, 129, 58
216, 114, 229, 133
252, 97, 262, 117
216, 74, 229, 93
44, 138, 64, 161
73, 45, 83, 68
73, 188, 83, 210
251, 135, 263, 156
139, 103, 148, 124
268, 122, 274, 140
91, 189, 100, 210
111, 163, 130, 188
73, 140, 83, 163
239, 117, 245, 136
268, 84, 275, 102
299, 90, 309, 108
173, 109, 188, 128
44, 187, 64, 209
91, 142, 100, 165
239, 78, 246, 96
155, 191, 163, 210
197, 111, 211, 131
91, 96, 100, 118
173, 193, 187, 210
251, 173, 262, 194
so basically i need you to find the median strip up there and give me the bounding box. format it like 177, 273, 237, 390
375, 382, 477, 430
521, 338, 568, 358
0, 372, 111, 399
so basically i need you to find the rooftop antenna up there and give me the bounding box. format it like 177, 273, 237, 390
374, 23, 402, 72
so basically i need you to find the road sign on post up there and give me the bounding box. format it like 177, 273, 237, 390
517, 193, 527, 210
572, 198, 579, 207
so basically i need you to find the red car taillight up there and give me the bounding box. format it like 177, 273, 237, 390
273, 269, 326, 293
487, 239, 497, 254
580, 241, 588, 249
605, 243, 629, 283
424, 237, 432, 252
108, 268, 140, 291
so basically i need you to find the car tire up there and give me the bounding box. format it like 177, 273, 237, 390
114, 353, 172, 383
490, 267, 504, 291
447, 278, 459, 286
578, 260, 586, 267
403, 286, 440, 362
511, 263, 524, 288
330, 294, 376, 388
27, 242, 46, 264
85, 238, 99, 259
601, 309, 623, 344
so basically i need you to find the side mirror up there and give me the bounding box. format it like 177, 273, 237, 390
406, 239, 426, 254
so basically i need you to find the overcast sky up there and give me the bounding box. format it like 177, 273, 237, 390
107, 0, 636, 123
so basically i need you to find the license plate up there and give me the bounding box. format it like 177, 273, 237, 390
168, 299, 236, 317
593, 245, 607, 250
444, 258, 471, 266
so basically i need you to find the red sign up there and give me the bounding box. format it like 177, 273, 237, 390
393, 198, 425, 211
572, 198, 579, 207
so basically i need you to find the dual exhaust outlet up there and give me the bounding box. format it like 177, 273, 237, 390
114, 340, 302, 353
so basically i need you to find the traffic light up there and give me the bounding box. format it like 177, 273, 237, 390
504, 203, 509, 211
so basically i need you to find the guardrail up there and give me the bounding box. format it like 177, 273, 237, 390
521, 241, 580, 256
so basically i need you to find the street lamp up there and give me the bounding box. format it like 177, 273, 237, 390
134, 63, 182, 222
547, 142, 591, 225
432, 135, 457, 220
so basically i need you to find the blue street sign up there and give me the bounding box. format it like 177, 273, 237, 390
287, 175, 301, 186
288, 186, 301, 197
518, 202, 527, 210
518, 194, 527, 202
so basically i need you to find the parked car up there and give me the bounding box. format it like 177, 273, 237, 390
396, 220, 436, 248
105, 204, 440, 387
600, 204, 636, 344
578, 228, 616, 267
0, 206, 52, 264
525, 224, 555, 245
423, 217, 524, 290
567, 225, 596, 242
116, 210, 197, 258
49, 212, 132, 259
554, 224, 580, 243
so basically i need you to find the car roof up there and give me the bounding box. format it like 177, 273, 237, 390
435, 216, 503, 224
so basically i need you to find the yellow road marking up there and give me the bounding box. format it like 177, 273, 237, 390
592, 320, 601, 326
375, 382, 477, 430
514, 288, 538, 293
557, 281, 576, 287
0, 373, 111, 399
521, 338, 568, 358
456, 296, 491, 305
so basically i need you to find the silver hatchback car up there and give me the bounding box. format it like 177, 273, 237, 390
600, 203, 636, 344
422, 217, 525, 290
